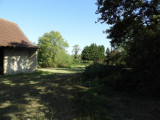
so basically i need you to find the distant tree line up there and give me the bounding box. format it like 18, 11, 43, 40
38, 29, 106, 68
81, 44, 105, 62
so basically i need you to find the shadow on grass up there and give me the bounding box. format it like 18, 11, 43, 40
1, 67, 159, 120
0, 68, 83, 120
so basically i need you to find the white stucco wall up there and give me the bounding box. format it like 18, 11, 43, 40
3, 48, 37, 75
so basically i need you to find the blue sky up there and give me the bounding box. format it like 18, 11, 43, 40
0, 0, 110, 54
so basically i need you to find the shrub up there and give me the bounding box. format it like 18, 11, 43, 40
82, 63, 160, 97
82, 63, 124, 88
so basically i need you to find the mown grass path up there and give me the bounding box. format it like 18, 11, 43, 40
0, 67, 85, 120
0, 66, 160, 120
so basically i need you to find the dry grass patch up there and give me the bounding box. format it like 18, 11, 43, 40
0, 67, 84, 120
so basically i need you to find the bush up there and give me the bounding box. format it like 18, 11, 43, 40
82, 63, 124, 88
54, 52, 74, 68
82, 63, 160, 97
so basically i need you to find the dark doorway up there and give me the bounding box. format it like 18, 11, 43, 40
0, 48, 4, 75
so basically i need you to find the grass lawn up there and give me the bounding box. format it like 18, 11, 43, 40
0, 66, 84, 120
0, 66, 160, 120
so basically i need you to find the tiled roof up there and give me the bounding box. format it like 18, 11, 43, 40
0, 18, 38, 48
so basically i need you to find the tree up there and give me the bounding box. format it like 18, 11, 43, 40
96, 0, 160, 68
72, 45, 81, 59
38, 31, 69, 67
96, 0, 159, 46
106, 46, 128, 65
96, 0, 160, 94
81, 46, 90, 61
81, 43, 105, 61
106, 47, 110, 56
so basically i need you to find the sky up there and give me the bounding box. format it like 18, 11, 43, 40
0, 0, 111, 54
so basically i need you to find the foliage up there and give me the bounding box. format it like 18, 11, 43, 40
96, 0, 160, 95
81, 46, 90, 61
72, 45, 81, 64
105, 47, 110, 56
76, 67, 160, 120
72, 45, 81, 59
82, 63, 124, 88
105, 46, 128, 66
54, 52, 74, 68
38, 30, 73, 67
96, 0, 160, 67
82, 61, 160, 97
81, 43, 105, 61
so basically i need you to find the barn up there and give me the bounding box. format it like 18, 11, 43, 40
0, 18, 38, 75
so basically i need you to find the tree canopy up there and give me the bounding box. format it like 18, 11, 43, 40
72, 45, 81, 59
96, 0, 160, 68
38, 31, 69, 67
96, 0, 160, 94
96, 0, 160, 46
81, 43, 105, 61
